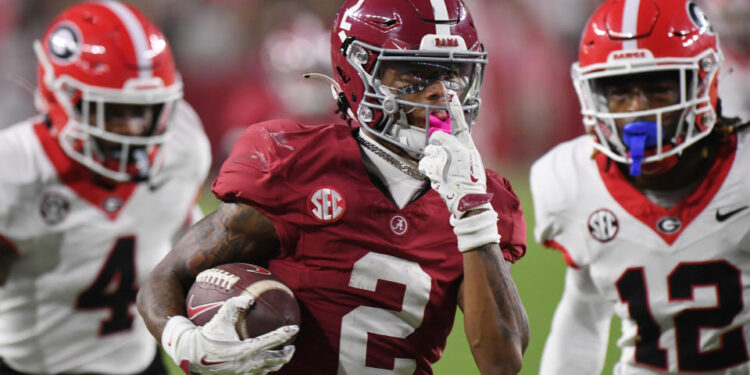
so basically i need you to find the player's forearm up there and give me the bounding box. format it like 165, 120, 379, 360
461, 244, 529, 375
136, 207, 232, 341
137, 264, 189, 340
137, 202, 280, 341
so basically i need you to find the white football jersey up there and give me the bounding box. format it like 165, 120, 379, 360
531, 131, 750, 374
0, 101, 211, 374
719, 56, 750, 120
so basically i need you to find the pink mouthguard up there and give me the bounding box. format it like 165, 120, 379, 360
428, 114, 451, 137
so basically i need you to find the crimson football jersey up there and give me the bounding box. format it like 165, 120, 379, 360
212, 120, 526, 374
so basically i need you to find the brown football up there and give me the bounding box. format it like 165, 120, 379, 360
186, 263, 300, 342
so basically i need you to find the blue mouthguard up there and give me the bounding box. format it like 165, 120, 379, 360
621, 121, 660, 176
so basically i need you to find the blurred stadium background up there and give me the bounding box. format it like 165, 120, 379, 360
0, 0, 745, 373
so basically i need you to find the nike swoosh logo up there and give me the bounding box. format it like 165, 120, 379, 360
715, 206, 749, 222
186, 295, 224, 320
469, 155, 479, 183
200, 356, 227, 366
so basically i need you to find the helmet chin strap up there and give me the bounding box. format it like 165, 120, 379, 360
390, 115, 426, 159
622, 121, 661, 176
387, 103, 454, 159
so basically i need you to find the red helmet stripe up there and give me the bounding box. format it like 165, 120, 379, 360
99, 1, 153, 78
622, 0, 642, 50
430, 0, 451, 35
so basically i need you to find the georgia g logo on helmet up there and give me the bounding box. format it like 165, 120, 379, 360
47, 22, 82, 65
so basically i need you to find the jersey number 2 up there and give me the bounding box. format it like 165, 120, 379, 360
338, 252, 432, 374
76, 236, 139, 335
616, 260, 748, 371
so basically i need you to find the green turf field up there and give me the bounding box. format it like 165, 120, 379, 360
166, 172, 623, 374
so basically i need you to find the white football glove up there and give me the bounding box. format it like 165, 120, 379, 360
162, 294, 298, 375
418, 92, 501, 252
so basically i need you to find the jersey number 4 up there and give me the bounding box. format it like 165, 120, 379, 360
338, 252, 432, 374
75, 236, 139, 335
616, 260, 748, 371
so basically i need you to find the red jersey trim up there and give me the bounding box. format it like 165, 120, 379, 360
0, 232, 19, 255
543, 239, 580, 269
32, 123, 137, 220
596, 136, 737, 245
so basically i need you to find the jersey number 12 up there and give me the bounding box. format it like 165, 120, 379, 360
616, 260, 748, 371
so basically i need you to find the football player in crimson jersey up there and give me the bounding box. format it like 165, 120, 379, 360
0, 2, 210, 374
137, 0, 529, 374
531, 0, 750, 374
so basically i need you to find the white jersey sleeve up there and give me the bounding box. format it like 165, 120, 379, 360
540, 267, 613, 375
530, 135, 601, 268
161, 100, 211, 189
0, 117, 50, 252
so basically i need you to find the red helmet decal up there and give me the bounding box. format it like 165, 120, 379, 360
46, 22, 83, 65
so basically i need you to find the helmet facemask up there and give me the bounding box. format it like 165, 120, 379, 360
572, 49, 721, 175
345, 39, 486, 158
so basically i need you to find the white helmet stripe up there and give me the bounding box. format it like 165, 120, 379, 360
430, 0, 451, 35
98, 0, 153, 78
622, 0, 641, 50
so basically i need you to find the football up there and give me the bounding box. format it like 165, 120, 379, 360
186, 263, 301, 342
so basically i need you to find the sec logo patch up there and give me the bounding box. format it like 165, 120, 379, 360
40, 192, 70, 225
588, 208, 618, 242
308, 186, 346, 223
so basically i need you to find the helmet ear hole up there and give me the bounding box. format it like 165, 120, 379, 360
336, 66, 351, 84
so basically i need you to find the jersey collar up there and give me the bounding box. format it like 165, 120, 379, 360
596, 136, 737, 245
33, 122, 137, 220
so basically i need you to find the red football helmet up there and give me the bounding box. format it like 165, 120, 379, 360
572, 0, 722, 168
34, 1, 182, 182
330, 0, 486, 156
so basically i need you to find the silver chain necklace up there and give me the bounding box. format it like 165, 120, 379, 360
356, 133, 426, 180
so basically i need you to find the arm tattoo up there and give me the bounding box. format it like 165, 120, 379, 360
180, 202, 279, 275
137, 202, 279, 339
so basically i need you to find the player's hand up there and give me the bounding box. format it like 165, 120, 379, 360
418, 92, 501, 252
162, 294, 298, 375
